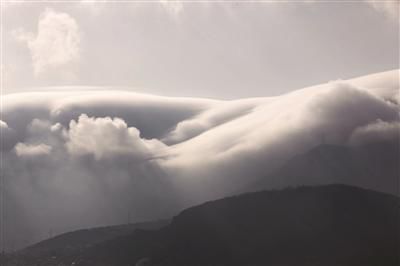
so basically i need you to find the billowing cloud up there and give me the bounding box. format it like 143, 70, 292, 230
66, 114, 166, 160
14, 143, 52, 157
13, 8, 81, 77
164, 78, 398, 168
163, 99, 262, 144
1, 69, 399, 250
349, 120, 400, 145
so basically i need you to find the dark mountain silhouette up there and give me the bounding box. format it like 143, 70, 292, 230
248, 141, 399, 195
4, 185, 399, 266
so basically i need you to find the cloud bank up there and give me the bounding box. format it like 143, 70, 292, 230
1, 69, 399, 250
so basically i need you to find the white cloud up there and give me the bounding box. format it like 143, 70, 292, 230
66, 114, 166, 160
14, 143, 52, 157
13, 8, 81, 77
163, 79, 398, 171
163, 99, 261, 144
349, 119, 400, 145
366, 0, 399, 21
3, 70, 398, 168
0, 120, 17, 150
0, 120, 8, 130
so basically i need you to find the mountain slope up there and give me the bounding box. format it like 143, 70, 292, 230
6, 185, 399, 266
3, 220, 169, 265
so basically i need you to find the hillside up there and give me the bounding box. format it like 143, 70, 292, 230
4, 185, 399, 266
2, 219, 169, 265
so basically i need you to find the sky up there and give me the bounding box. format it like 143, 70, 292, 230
1, 0, 399, 98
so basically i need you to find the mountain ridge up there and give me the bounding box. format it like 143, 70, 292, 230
4, 184, 399, 266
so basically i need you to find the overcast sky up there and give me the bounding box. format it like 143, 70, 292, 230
2, 1, 399, 98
